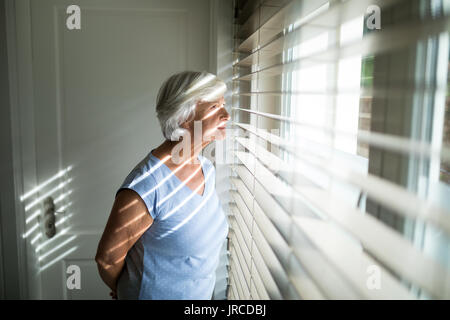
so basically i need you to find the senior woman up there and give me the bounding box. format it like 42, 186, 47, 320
95, 71, 230, 300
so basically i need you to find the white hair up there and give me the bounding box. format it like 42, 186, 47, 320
156, 70, 227, 141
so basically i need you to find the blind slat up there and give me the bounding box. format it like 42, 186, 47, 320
233, 149, 450, 298
236, 24, 329, 67
249, 257, 272, 299
236, 12, 450, 71
250, 266, 271, 300
232, 165, 293, 239
292, 247, 361, 299
249, 237, 284, 299
297, 187, 450, 299
229, 270, 244, 299
230, 178, 292, 297
229, 212, 253, 268
231, 180, 327, 299
230, 0, 450, 300
237, 0, 404, 53
230, 204, 253, 252
235, 136, 450, 235
287, 251, 327, 300
229, 255, 252, 298
233, 113, 450, 162
231, 170, 347, 299
294, 217, 414, 299
237, 0, 298, 52
233, 151, 417, 298
229, 238, 252, 289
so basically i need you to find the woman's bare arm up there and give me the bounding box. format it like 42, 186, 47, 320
95, 189, 153, 292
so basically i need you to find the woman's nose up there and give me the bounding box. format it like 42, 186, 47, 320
221, 107, 230, 122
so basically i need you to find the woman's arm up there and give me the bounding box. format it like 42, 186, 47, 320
96, 259, 126, 293
95, 189, 153, 292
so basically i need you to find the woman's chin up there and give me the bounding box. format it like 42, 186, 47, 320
202, 128, 227, 141
215, 128, 227, 140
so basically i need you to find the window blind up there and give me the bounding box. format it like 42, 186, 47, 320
227, 0, 450, 299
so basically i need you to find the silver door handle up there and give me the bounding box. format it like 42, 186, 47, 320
43, 197, 56, 238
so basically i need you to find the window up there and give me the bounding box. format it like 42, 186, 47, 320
228, 0, 450, 300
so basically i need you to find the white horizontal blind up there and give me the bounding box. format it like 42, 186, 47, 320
227, 0, 450, 300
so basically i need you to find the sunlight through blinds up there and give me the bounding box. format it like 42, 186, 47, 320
227, 0, 450, 300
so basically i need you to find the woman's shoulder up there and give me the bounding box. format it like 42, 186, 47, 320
199, 154, 216, 186
199, 154, 215, 171
120, 152, 160, 190
117, 152, 217, 219
117, 152, 162, 219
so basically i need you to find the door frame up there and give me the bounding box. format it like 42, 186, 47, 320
3, 0, 220, 299
3, 0, 40, 299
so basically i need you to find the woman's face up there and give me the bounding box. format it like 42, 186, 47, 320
183, 95, 230, 142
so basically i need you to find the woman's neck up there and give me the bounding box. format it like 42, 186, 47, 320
152, 138, 209, 167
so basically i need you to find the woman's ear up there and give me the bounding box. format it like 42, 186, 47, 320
180, 111, 196, 130
179, 120, 190, 130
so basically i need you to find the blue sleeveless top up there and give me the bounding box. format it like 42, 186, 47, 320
115, 150, 229, 300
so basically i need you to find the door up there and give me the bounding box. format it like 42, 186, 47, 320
18, 0, 212, 299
